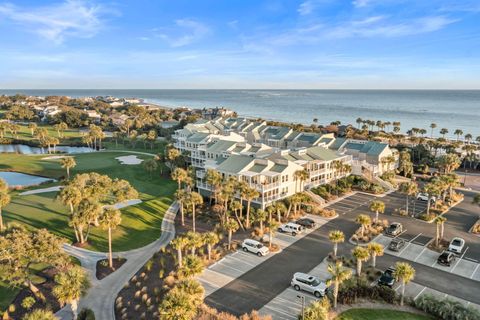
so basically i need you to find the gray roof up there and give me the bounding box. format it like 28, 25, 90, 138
187, 132, 210, 143
216, 154, 253, 173
329, 138, 347, 150
206, 140, 237, 153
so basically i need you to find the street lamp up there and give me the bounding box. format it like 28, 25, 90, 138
464, 170, 468, 188
297, 294, 305, 320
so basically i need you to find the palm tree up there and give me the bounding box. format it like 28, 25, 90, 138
179, 255, 204, 279
394, 262, 415, 306
159, 285, 196, 320
23, 309, 58, 320
229, 200, 244, 229
424, 182, 440, 216
430, 123, 437, 138
369, 200, 385, 224
187, 192, 203, 232
224, 218, 239, 250
440, 128, 449, 138
143, 159, 158, 177
274, 201, 287, 223
171, 167, 188, 190
454, 129, 464, 141
355, 214, 371, 237
243, 186, 259, 229
57, 185, 82, 214
205, 169, 222, 204
294, 169, 309, 192
398, 181, 418, 216
367, 243, 384, 268
267, 220, 280, 249
434, 216, 447, 247
99, 208, 122, 269
186, 231, 204, 256
326, 261, 352, 309
328, 230, 345, 260
175, 189, 188, 226
53, 266, 89, 320
203, 232, 219, 261
254, 209, 268, 234
171, 236, 189, 267
61, 156, 76, 179
352, 246, 370, 275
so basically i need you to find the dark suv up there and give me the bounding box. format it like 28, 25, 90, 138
378, 267, 396, 288
437, 251, 456, 266
295, 218, 316, 229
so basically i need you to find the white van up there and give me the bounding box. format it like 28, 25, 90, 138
291, 272, 328, 297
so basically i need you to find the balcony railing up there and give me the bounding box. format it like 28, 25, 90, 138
252, 181, 280, 192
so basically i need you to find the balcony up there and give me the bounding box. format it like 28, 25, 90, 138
196, 171, 206, 179
252, 181, 280, 192
308, 168, 326, 177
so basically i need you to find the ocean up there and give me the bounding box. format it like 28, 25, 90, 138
1, 89, 479, 138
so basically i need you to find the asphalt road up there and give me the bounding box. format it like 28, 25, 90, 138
205, 191, 480, 316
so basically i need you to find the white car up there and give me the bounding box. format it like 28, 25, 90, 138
417, 193, 436, 202
448, 237, 465, 254
242, 239, 270, 256
278, 222, 304, 236
291, 272, 328, 298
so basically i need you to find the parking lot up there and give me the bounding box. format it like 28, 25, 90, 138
198, 214, 332, 297
375, 234, 480, 281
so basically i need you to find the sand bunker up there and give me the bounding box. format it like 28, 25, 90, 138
115, 155, 144, 165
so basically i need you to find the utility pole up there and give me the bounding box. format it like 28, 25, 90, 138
297, 295, 305, 320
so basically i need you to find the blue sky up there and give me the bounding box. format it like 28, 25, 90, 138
0, 0, 479, 89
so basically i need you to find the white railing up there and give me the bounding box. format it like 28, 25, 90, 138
253, 181, 281, 192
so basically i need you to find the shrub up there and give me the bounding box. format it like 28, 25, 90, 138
472, 222, 480, 234
301, 297, 330, 320
78, 308, 95, 320
21, 297, 36, 309
415, 294, 480, 320
419, 213, 435, 221
337, 277, 396, 305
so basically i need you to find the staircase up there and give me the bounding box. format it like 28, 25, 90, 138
305, 189, 326, 207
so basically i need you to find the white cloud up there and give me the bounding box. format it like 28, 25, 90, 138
298, 1, 316, 15
352, 0, 370, 8
327, 16, 457, 38
0, 0, 115, 44
157, 19, 210, 47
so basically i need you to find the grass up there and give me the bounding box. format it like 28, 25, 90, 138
4, 123, 83, 142
336, 308, 432, 320
2, 151, 176, 252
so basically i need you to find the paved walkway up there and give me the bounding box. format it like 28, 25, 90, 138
56, 202, 178, 320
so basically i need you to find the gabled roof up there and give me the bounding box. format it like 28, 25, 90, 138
206, 140, 237, 153
216, 154, 254, 173
306, 146, 340, 161
361, 141, 388, 156
187, 132, 210, 143
329, 138, 347, 150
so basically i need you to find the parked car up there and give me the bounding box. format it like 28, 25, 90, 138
385, 222, 403, 236
448, 237, 465, 254
242, 239, 269, 257
437, 251, 456, 266
417, 193, 436, 202
388, 238, 406, 252
278, 222, 304, 236
291, 272, 328, 298
378, 267, 396, 288
295, 218, 316, 229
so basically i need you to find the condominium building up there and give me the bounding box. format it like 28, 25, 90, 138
172, 117, 397, 208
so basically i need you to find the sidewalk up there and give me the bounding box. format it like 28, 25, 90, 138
56, 202, 178, 320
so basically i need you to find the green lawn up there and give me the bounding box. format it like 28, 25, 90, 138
2, 151, 176, 252
5, 123, 83, 142
336, 308, 432, 320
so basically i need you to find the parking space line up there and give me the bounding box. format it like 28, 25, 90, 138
414, 286, 427, 300
431, 259, 437, 267
397, 233, 421, 256
451, 247, 469, 272
414, 246, 428, 262
471, 263, 480, 279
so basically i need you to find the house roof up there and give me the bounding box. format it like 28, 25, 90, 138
206, 140, 237, 153
187, 132, 210, 143
361, 141, 388, 156
216, 154, 253, 173
307, 146, 340, 161
329, 138, 347, 150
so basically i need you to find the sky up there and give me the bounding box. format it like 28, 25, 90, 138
0, 0, 479, 89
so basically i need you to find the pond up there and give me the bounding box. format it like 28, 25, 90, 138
0, 172, 56, 188
0, 144, 95, 154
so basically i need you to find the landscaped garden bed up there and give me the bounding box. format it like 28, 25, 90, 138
469, 219, 480, 235
96, 258, 127, 280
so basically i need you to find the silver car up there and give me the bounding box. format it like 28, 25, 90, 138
291, 272, 328, 298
